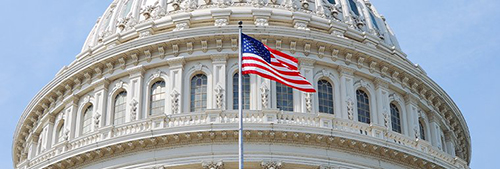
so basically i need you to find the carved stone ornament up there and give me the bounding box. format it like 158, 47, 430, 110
255, 18, 269, 26
347, 98, 354, 120
174, 22, 189, 31
140, 4, 156, 20
294, 22, 309, 30
261, 161, 283, 169
383, 112, 389, 128
202, 160, 224, 169
214, 85, 224, 109
130, 99, 138, 121
94, 112, 101, 129
63, 128, 70, 141
261, 82, 269, 109
414, 125, 420, 139
305, 93, 312, 113
214, 18, 228, 26
171, 89, 180, 114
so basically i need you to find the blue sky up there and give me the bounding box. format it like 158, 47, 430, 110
0, 0, 497, 168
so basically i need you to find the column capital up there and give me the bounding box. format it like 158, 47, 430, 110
374, 78, 389, 89
337, 66, 355, 76
211, 54, 228, 63
127, 65, 146, 78
404, 93, 419, 105
167, 56, 186, 69
298, 57, 316, 68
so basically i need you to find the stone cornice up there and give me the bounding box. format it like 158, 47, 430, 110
36, 127, 461, 169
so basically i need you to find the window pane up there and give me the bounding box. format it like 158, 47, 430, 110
82, 105, 93, 134
276, 83, 293, 111
390, 103, 401, 133
150, 81, 166, 115
318, 80, 334, 114
356, 90, 370, 124
114, 91, 127, 125
191, 74, 207, 112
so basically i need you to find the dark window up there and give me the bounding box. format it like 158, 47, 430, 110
370, 12, 380, 30
349, 0, 360, 16
233, 73, 251, 110
328, 0, 336, 4
191, 74, 207, 112
390, 103, 402, 133
318, 80, 334, 114
276, 83, 294, 111
419, 120, 426, 140
356, 90, 370, 123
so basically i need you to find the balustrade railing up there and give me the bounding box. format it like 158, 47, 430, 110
26, 110, 464, 168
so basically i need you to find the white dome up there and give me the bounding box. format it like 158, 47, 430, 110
12, 0, 471, 169
81, 0, 401, 52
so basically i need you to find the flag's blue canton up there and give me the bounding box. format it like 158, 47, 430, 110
242, 34, 271, 63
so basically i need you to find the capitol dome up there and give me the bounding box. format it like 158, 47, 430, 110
12, 0, 471, 168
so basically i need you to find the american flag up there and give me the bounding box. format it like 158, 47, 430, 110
241, 33, 316, 93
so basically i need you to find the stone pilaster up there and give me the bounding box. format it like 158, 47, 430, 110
211, 54, 228, 110
428, 114, 441, 147
93, 79, 109, 129
42, 115, 55, 152
299, 57, 315, 113
64, 95, 79, 140
167, 57, 185, 114
405, 94, 419, 139
374, 78, 389, 127
127, 66, 145, 120
338, 66, 355, 120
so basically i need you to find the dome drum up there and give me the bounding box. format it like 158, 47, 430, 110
12, 0, 471, 169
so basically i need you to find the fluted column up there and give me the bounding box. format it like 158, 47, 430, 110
167, 57, 185, 114
127, 66, 146, 120
211, 54, 228, 110
27, 134, 38, 160
338, 67, 355, 119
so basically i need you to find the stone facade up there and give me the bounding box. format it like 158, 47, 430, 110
12, 0, 471, 169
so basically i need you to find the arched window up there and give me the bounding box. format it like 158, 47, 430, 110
390, 103, 402, 133
328, 0, 336, 4
150, 81, 166, 116
114, 91, 127, 125
233, 73, 250, 110
56, 123, 65, 143
356, 90, 370, 124
348, 0, 360, 16
318, 80, 334, 114
419, 120, 426, 140
82, 105, 93, 134
276, 83, 293, 111
191, 74, 207, 112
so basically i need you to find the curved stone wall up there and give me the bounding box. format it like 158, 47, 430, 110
12, 1, 471, 169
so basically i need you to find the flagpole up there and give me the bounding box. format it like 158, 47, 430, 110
238, 21, 244, 169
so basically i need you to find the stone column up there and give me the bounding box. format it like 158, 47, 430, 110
338, 67, 355, 120
299, 58, 316, 113
211, 54, 228, 110
405, 94, 419, 139
93, 79, 110, 129
64, 95, 79, 140
167, 57, 185, 114
127, 66, 146, 120
42, 115, 55, 151
445, 131, 456, 156
338, 0, 353, 25
27, 135, 39, 160
373, 78, 389, 127
428, 114, 441, 147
